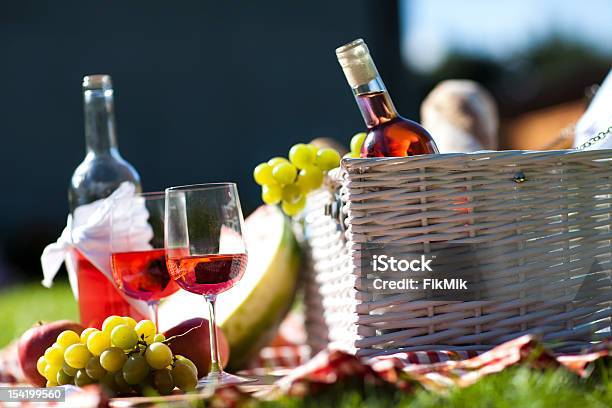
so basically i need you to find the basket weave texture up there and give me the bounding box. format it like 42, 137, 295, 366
303, 149, 612, 356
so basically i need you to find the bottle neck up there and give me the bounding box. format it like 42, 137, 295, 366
83, 88, 118, 155
336, 39, 399, 129
353, 77, 398, 128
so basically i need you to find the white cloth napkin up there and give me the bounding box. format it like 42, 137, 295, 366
573, 69, 612, 150
40, 182, 152, 316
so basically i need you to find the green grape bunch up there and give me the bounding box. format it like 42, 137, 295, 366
253, 142, 341, 217
345, 132, 366, 159
37, 315, 198, 396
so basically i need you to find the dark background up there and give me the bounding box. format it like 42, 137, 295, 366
0, 1, 610, 283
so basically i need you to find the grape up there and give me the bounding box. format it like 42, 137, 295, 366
74, 369, 95, 387
87, 330, 111, 356
307, 144, 319, 157
111, 324, 139, 350
36, 356, 47, 376
44, 344, 65, 366
171, 361, 197, 392
123, 317, 137, 329
272, 162, 297, 185
80, 328, 98, 344
153, 333, 166, 343
103, 316, 127, 334
153, 369, 175, 395
145, 343, 173, 370
343, 152, 360, 159
135, 320, 157, 344
282, 184, 301, 203
85, 356, 107, 380
99, 372, 117, 393
282, 195, 306, 217
100, 347, 128, 372
296, 165, 323, 192
114, 371, 132, 394
44, 364, 60, 382
175, 355, 198, 377
350, 132, 367, 154
261, 184, 282, 205
122, 354, 150, 385
267, 157, 289, 167
289, 143, 315, 169
57, 330, 81, 348
56, 369, 73, 386
315, 148, 341, 171
64, 343, 92, 369
46, 380, 58, 387
62, 361, 78, 377
253, 163, 276, 186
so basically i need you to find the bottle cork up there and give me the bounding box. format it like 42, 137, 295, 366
83, 74, 113, 90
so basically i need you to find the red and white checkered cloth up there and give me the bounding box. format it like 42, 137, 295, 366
200, 334, 611, 406
268, 334, 610, 397
2, 319, 610, 408
0, 342, 20, 385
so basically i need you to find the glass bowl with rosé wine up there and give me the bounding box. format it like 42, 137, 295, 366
110, 192, 180, 328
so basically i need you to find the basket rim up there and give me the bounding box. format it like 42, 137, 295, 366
341, 148, 612, 163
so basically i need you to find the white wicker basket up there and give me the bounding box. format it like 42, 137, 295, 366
303, 149, 612, 356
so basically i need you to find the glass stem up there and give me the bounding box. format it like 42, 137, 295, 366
204, 295, 222, 375
148, 301, 159, 330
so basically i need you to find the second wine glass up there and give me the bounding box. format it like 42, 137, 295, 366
110, 192, 180, 328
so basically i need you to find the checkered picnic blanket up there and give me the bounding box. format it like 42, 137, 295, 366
177, 334, 611, 407
1, 318, 609, 408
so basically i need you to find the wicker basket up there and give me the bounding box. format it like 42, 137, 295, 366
303, 149, 612, 356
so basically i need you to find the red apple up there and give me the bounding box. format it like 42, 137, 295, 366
18, 320, 84, 386
164, 318, 230, 378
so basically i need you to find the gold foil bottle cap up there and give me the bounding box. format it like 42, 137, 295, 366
335, 38, 379, 89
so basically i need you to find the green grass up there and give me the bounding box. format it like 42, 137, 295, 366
0, 282, 609, 407
0, 280, 78, 348
258, 364, 612, 408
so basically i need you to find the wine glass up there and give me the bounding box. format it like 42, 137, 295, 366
164, 183, 253, 386
110, 192, 180, 328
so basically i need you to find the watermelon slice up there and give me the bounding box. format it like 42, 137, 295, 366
159, 205, 301, 369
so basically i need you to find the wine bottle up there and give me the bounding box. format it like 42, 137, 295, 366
336, 39, 438, 157
68, 74, 146, 328
69, 75, 140, 210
